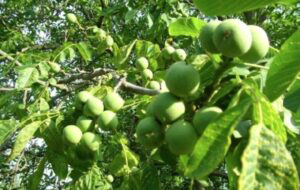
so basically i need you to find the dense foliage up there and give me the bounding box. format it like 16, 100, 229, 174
0, 0, 300, 189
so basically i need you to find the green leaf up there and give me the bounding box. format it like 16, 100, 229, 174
59, 51, 66, 62
113, 40, 136, 66
8, 121, 42, 161
68, 47, 76, 61
16, 65, 39, 89
264, 28, 300, 102
287, 134, 300, 178
209, 80, 238, 105
76, 42, 92, 63
28, 157, 46, 190
47, 151, 68, 179
69, 165, 112, 190
108, 146, 139, 176
141, 164, 161, 190
168, 17, 205, 37
284, 88, 300, 113
226, 140, 248, 190
244, 80, 287, 142
39, 98, 49, 112
185, 97, 251, 178
238, 124, 299, 189
0, 119, 18, 145
135, 40, 161, 70
192, 0, 290, 16
0, 91, 15, 108
125, 9, 138, 24
38, 62, 50, 79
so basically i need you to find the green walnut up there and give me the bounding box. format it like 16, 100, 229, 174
76, 115, 94, 132
103, 92, 124, 112
165, 61, 200, 98
142, 69, 153, 81
213, 19, 252, 57
75, 91, 92, 111
63, 125, 82, 145
161, 46, 175, 60
105, 36, 114, 47
66, 13, 78, 23
77, 91, 93, 103
80, 132, 101, 152
96, 28, 107, 41
148, 81, 160, 90
106, 175, 114, 183
152, 92, 185, 123
159, 80, 169, 92
192, 106, 223, 135
48, 62, 61, 73
146, 101, 155, 116
172, 49, 187, 61
136, 117, 164, 148
136, 57, 149, 70
239, 25, 269, 63
49, 78, 57, 86
85, 97, 104, 117
165, 120, 198, 155
97, 110, 119, 131
199, 20, 221, 53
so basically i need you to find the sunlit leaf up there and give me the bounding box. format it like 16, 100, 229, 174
169, 17, 205, 37
185, 98, 250, 178
28, 157, 47, 190
8, 121, 42, 161
16, 65, 39, 89
238, 124, 299, 189
264, 28, 300, 102
0, 119, 18, 145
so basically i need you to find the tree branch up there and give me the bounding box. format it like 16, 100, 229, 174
0, 87, 16, 91
0, 49, 22, 66
58, 68, 114, 84
121, 80, 160, 96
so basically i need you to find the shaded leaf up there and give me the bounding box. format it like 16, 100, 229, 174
109, 146, 139, 176
238, 124, 299, 189
125, 9, 138, 24
47, 151, 68, 179
264, 28, 300, 102
28, 157, 46, 190
141, 164, 161, 190
69, 165, 112, 190
226, 140, 248, 190
169, 17, 205, 37
287, 133, 300, 178
8, 121, 42, 161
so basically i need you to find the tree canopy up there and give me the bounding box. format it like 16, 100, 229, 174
0, 0, 300, 189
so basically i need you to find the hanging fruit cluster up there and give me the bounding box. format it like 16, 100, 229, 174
199, 19, 269, 62
135, 48, 224, 155
62, 90, 124, 168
